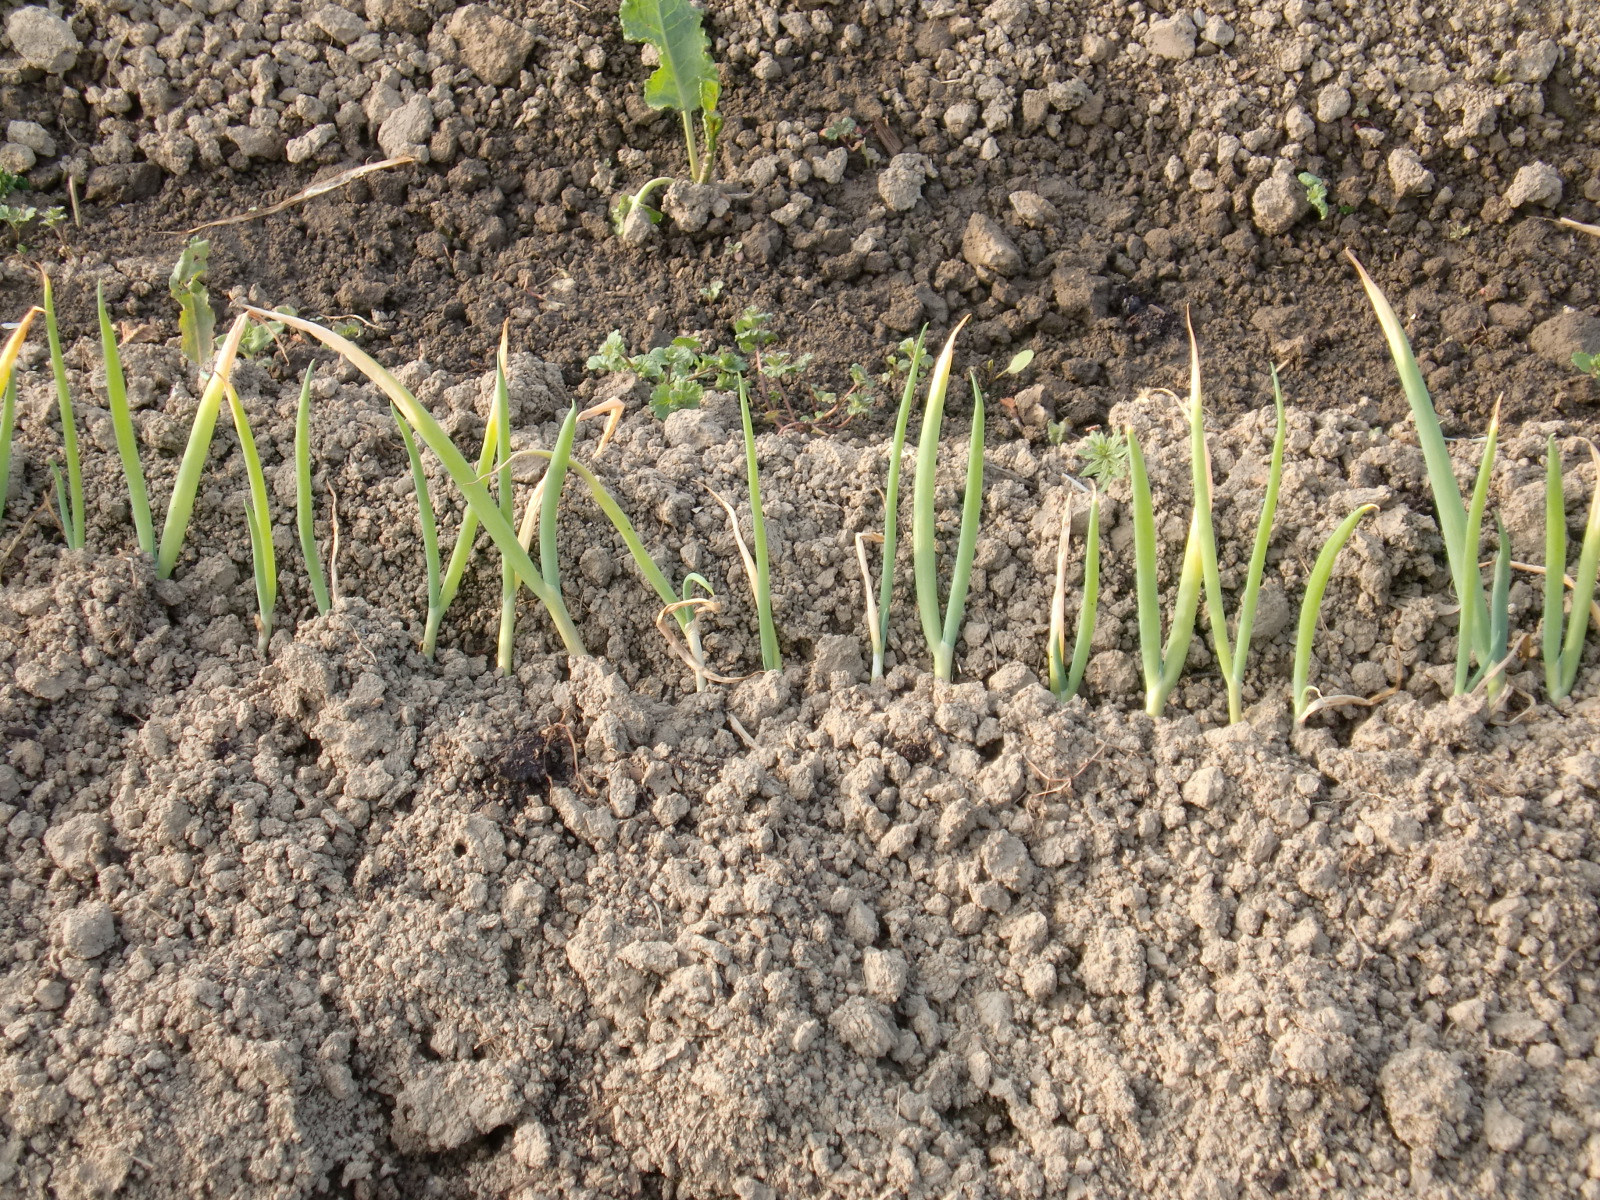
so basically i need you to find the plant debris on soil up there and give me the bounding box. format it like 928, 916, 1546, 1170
3, 2, 1600, 1200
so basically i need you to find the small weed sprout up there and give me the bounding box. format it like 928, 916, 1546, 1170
619, 0, 722, 186
1297, 172, 1330, 219
1075, 429, 1129, 483
1573, 352, 1600, 382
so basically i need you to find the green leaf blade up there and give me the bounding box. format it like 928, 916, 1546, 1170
620, 0, 718, 115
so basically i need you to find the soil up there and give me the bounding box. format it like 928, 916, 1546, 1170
4, 1, 1600, 1199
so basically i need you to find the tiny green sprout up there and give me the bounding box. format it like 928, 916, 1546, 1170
333, 320, 365, 341
619, 0, 721, 185
0, 203, 38, 243
611, 177, 672, 235
1443, 221, 1474, 242
239, 306, 296, 358
733, 307, 776, 355
1045, 420, 1070, 446
1075, 428, 1130, 483
1573, 352, 1600, 381
1003, 348, 1035, 376
0, 169, 23, 201
1297, 172, 1330, 220
822, 115, 858, 142
700, 279, 725, 301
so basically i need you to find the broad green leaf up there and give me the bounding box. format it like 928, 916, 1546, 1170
620, 0, 718, 115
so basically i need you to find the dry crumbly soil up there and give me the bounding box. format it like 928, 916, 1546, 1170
4, 2, 1600, 1200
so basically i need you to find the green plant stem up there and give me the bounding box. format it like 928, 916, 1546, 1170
1129, 427, 1205, 717
294, 365, 331, 615
1128, 429, 1163, 695
1184, 315, 1235, 717
424, 407, 500, 658
1226, 368, 1287, 720
0, 375, 15, 532
1349, 251, 1487, 668
681, 111, 702, 184
739, 376, 780, 671
393, 404, 442, 646
1459, 406, 1499, 694
157, 315, 250, 579
1066, 489, 1101, 701
913, 320, 968, 669
97, 285, 154, 556
1554, 443, 1600, 698
498, 359, 522, 674
225, 383, 277, 654
41, 272, 84, 549
1544, 436, 1567, 698
1487, 517, 1511, 689
255, 309, 587, 658
0, 309, 40, 532
872, 327, 927, 680
932, 373, 985, 681
1293, 505, 1377, 721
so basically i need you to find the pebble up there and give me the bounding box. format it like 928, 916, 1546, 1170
1504, 161, 1563, 209
877, 153, 933, 212
5, 6, 79, 73
1387, 147, 1435, 197
961, 212, 1022, 276
445, 4, 535, 86
1145, 12, 1197, 61
1250, 162, 1310, 236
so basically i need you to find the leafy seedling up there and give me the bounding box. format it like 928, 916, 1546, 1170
170, 237, 216, 373
1543, 437, 1600, 700
1574, 352, 1600, 382
1294, 505, 1378, 721
1075, 429, 1129, 482
1297, 171, 1330, 220
611, 176, 673, 237
912, 319, 984, 681
620, 0, 722, 185
240, 306, 295, 358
